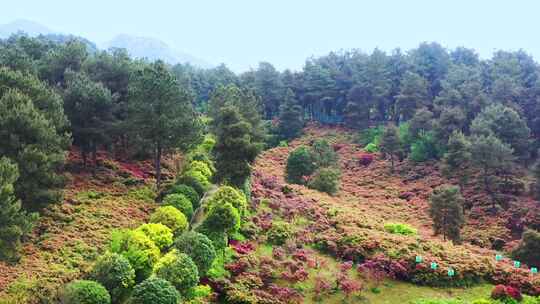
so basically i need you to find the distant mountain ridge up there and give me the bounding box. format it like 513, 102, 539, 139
103, 34, 212, 68
0, 19, 212, 68
0, 19, 53, 38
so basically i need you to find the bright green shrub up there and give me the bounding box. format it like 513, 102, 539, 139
308, 167, 341, 195
131, 277, 180, 304
384, 223, 418, 235
184, 170, 210, 189
135, 223, 174, 251
471, 300, 492, 304
109, 230, 161, 282
398, 122, 413, 149
160, 183, 200, 208
171, 184, 200, 209
207, 247, 235, 279
200, 202, 240, 234
187, 160, 213, 179
285, 146, 317, 184
364, 142, 379, 153
199, 135, 216, 154
358, 126, 383, 146
162, 193, 194, 220
410, 131, 440, 162
207, 186, 247, 216
149, 206, 188, 235
197, 228, 227, 251
190, 152, 215, 175
153, 250, 199, 295
89, 253, 135, 303
522, 295, 540, 304
174, 231, 216, 276
177, 173, 207, 196
311, 139, 338, 168
267, 221, 293, 245
412, 299, 464, 304
187, 285, 213, 301
60, 280, 111, 304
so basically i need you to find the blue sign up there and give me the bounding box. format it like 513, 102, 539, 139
532, 267, 538, 274
495, 254, 503, 261
448, 268, 455, 277
430, 262, 438, 270
514, 261, 521, 268
415, 256, 423, 263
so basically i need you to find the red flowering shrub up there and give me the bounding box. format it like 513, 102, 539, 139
506, 286, 523, 301
341, 260, 354, 273
267, 284, 303, 303
225, 258, 252, 276
292, 249, 309, 262
281, 266, 309, 283
229, 240, 255, 255
358, 153, 374, 166
491, 284, 522, 301
491, 284, 508, 299
272, 247, 286, 260
338, 278, 362, 299
313, 276, 334, 301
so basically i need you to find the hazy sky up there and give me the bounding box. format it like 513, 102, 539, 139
1, 0, 539, 72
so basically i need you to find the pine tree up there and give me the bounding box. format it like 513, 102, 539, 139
470, 134, 515, 210
395, 71, 430, 122
429, 185, 465, 243
213, 105, 260, 187
277, 89, 303, 141
208, 84, 265, 144
0, 157, 38, 262
442, 131, 471, 188
0, 90, 69, 210
379, 124, 401, 172
471, 104, 531, 160
128, 61, 203, 188
63, 71, 114, 167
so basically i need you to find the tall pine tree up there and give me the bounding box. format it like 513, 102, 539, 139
429, 185, 465, 243
128, 61, 203, 188
63, 71, 114, 167
0, 67, 70, 210
213, 106, 260, 187
277, 89, 304, 141
0, 157, 38, 262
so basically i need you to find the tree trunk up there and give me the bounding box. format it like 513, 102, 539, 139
91, 141, 97, 167
390, 154, 395, 173
155, 142, 162, 189
483, 168, 496, 212
82, 150, 87, 168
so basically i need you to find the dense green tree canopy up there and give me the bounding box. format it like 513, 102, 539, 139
0, 157, 37, 262
429, 185, 465, 243
63, 71, 114, 165
128, 60, 203, 187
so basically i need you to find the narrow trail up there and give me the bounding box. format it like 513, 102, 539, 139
190, 184, 218, 228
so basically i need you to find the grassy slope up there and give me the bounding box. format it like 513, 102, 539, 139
244, 125, 540, 303
0, 150, 159, 303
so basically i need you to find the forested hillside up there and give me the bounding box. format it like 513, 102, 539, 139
0, 33, 539, 304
